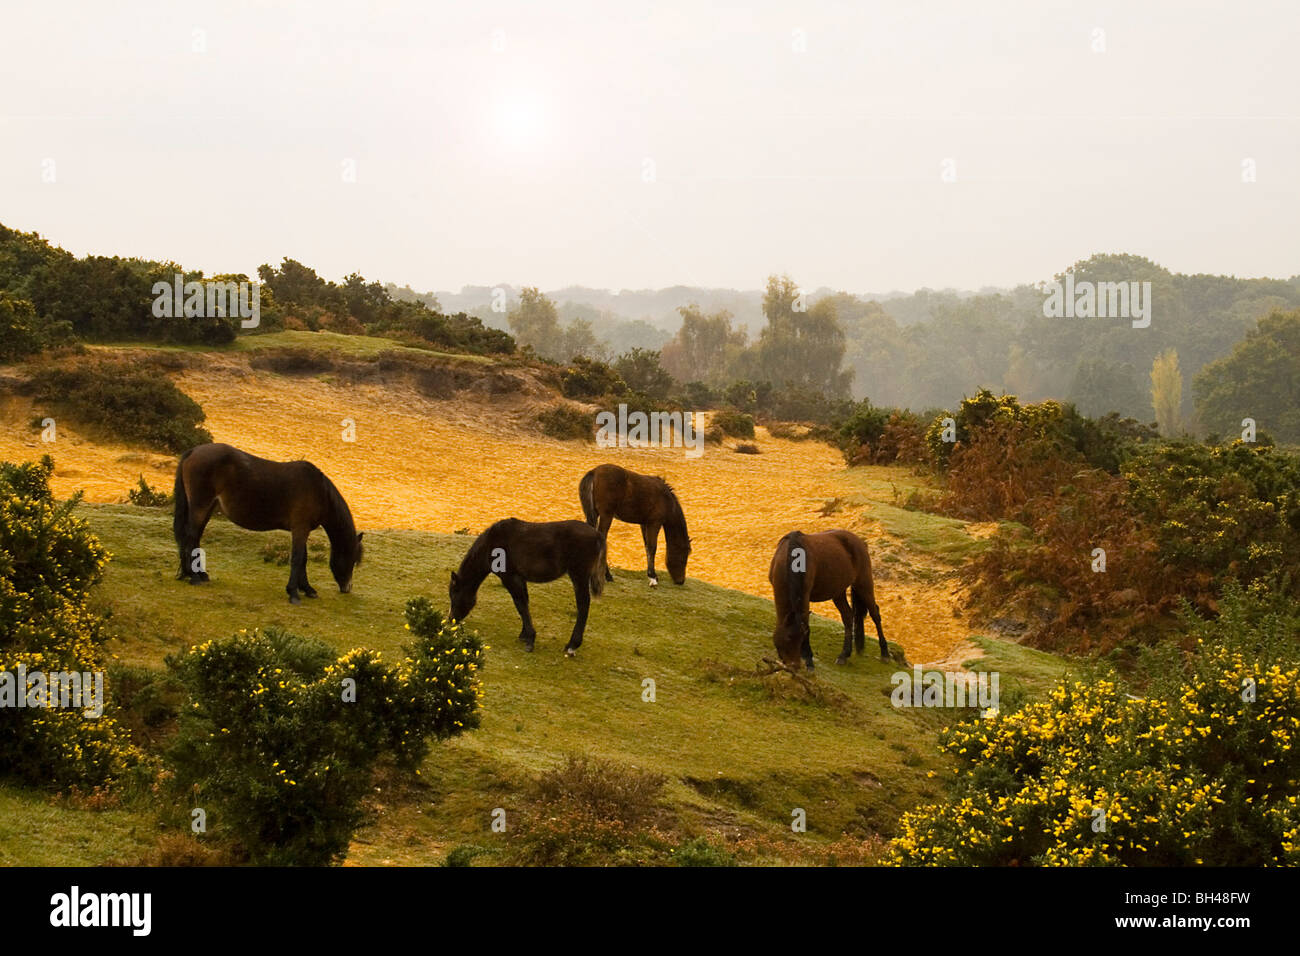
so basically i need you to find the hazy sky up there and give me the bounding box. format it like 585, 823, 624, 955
3, 1, 1297, 294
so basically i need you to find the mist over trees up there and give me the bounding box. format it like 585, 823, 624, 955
3, 218, 1296, 440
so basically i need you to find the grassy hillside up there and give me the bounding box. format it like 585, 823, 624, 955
0, 341, 1079, 865
91, 505, 939, 862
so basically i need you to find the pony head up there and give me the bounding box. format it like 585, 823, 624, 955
772, 611, 808, 669
449, 569, 477, 622
331, 532, 363, 593
666, 534, 691, 585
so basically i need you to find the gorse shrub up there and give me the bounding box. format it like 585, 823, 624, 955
890, 594, 1300, 866
561, 356, 626, 400
0, 456, 142, 789
166, 599, 484, 865
30, 362, 212, 454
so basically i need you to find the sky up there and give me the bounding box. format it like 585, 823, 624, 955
2, 0, 1297, 295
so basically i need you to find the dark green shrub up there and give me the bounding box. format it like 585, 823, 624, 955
126, 475, 170, 507
535, 405, 593, 441
165, 600, 484, 865
30, 362, 212, 454
672, 836, 736, 867
613, 348, 675, 401
710, 408, 754, 439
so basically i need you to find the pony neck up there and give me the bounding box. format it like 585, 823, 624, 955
458, 536, 493, 589
321, 488, 357, 562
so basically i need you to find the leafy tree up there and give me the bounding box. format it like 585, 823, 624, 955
660, 304, 746, 385
508, 287, 562, 357
1194, 309, 1300, 444
751, 275, 852, 398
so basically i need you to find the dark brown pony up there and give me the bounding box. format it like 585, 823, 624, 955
578, 463, 691, 586
173, 443, 363, 604
768, 529, 887, 670
449, 518, 607, 657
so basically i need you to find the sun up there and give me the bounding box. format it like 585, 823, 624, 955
492, 94, 546, 148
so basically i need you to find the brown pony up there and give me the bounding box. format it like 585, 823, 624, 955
449, 518, 607, 657
173, 443, 363, 604
768, 529, 887, 670
578, 463, 691, 586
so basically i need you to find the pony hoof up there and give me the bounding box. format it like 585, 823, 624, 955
187, 576, 208, 586
835, 656, 848, 665
288, 596, 301, 605
648, 578, 658, 587
302, 590, 318, 599
564, 648, 576, 658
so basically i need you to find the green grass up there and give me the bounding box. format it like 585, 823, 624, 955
87, 330, 494, 364
0, 784, 155, 866
6, 503, 1068, 866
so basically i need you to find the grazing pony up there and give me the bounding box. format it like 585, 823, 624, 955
173, 443, 363, 604
578, 463, 691, 586
768, 529, 887, 670
449, 518, 607, 657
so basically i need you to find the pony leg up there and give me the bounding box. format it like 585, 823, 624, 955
800, 614, 815, 671
868, 602, 887, 659
500, 574, 536, 650
180, 501, 216, 583
565, 573, 591, 658
832, 592, 854, 664
597, 514, 614, 581
286, 528, 309, 604
298, 534, 318, 599
641, 522, 661, 586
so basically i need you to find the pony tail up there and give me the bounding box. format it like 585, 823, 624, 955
590, 535, 607, 597
173, 449, 192, 544
786, 531, 806, 622
579, 469, 598, 526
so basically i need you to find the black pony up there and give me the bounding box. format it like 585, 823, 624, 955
450, 518, 607, 657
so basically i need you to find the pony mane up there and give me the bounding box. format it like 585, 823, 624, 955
459, 521, 503, 574
316, 467, 357, 552
659, 480, 688, 537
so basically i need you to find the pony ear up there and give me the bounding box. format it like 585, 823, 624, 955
357, 532, 364, 542
450, 570, 459, 584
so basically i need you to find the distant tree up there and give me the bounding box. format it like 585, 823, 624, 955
1194, 309, 1300, 444
508, 287, 563, 358
1068, 358, 1146, 420
556, 317, 606, 362
660, 304, 746, 385
1150, 348, 1184, 436
752, 275, 852, 398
